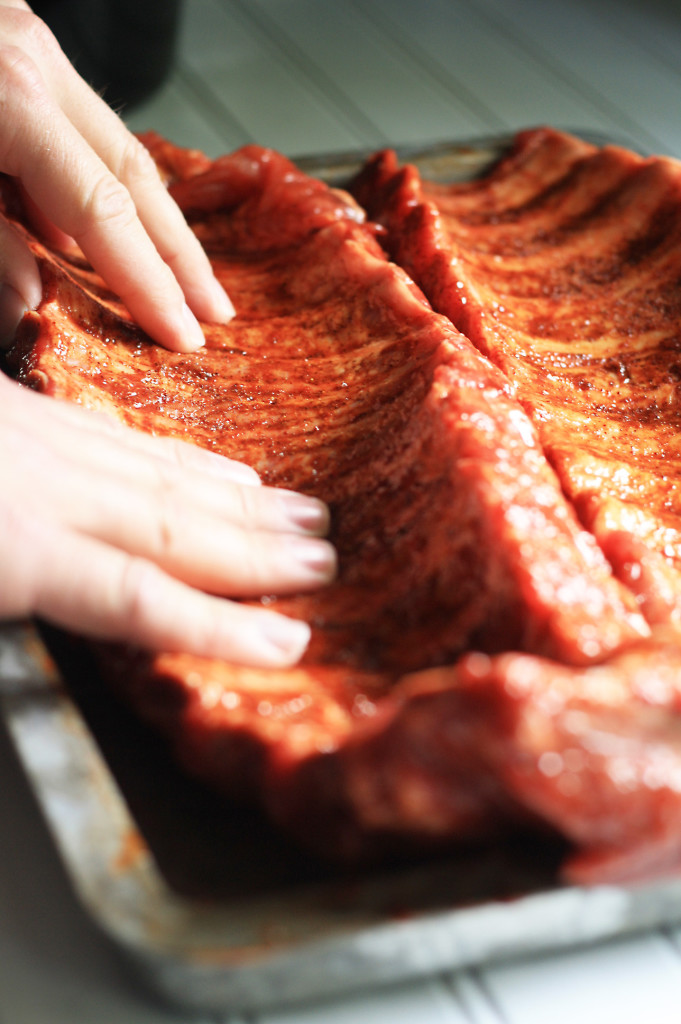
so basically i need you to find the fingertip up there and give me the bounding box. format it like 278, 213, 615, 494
163, 303, 206, 353
183, 302, 207, 349
185, 275, 236, 327
0, 283, 29, 348
277, 491, 331, 535
0, 217, 42, 347
259, 613, 311, 665
207, 277, 236, 324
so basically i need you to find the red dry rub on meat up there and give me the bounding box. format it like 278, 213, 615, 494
5, 132, 679, 877
352, 126, 681, 628
348, 126, 681, 877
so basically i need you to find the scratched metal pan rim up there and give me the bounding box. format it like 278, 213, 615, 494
293, 125, 644, 184
1, 129, 678, 1016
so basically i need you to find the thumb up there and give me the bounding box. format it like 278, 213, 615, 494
0, 214, 42, 348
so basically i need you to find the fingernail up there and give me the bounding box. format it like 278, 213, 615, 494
278, 491, 330, 535
260, 614, 311, 662
287, 535, 337, 583
0, 283, 29, 348
210, 277, 236, 322
180, 302, 205, 352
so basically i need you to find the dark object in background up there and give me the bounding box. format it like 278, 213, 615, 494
32, 0, 182, 109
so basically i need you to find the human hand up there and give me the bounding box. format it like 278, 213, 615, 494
0, 374, 336, 666
0, 1, 234, 352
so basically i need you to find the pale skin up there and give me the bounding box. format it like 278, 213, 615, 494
0, 1, 337, 666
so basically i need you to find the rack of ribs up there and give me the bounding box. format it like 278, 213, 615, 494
5, 128, 681, 881
352, 126, 681, 631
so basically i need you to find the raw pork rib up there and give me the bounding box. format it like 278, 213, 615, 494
352, 126, 681, 629
350, 127, 681, 878
4, 130, 681, 879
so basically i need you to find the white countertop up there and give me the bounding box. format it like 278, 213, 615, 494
6, 0, 681, 1019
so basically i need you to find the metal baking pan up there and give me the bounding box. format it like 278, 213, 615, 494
6, 619, 681, 1016
294, 126, 641, 183
1, 132, 678, 1016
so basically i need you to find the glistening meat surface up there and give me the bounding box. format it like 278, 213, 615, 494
3, 132, 678, 876
352, 126, 681, 629
352, 126, 681, 877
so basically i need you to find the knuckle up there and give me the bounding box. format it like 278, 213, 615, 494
80, 172, 137, 238
0, 43, 45, 102
115, 134, 160, 188
0, 11, 59, 95
233, 484, 261, 528
209, 472, 252, 525
152, 489, 187, 563
23, 13, 60, 60
232, 530, 272, 592
156, 437, 196, 476
11, 8, 59, 52
0, 502, 39, 617
118, 557, 164, 631
148, 447, 183, 490
230, 475, 254, 512
187, 598, 232, 656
